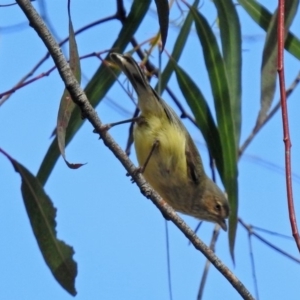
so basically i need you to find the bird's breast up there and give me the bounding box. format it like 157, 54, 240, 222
133, 115, 194, 212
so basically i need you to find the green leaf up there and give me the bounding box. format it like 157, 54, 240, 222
256, 0, 299, 126
238, 0, 300, 60
156, 0, 200, 93
174, 64, 224, 177
154, 0, 169, 50
0, 149, 77, 296
37, 0, 152, 186
213, 0, 242, 147
191, 6, 238, 259
56, 0, 84, 169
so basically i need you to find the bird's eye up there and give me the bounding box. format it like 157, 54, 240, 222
215, 203, 221, 211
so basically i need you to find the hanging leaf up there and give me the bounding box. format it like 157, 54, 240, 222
56, 0, 84, 169
174, 64, 224, 177
154, 0, 169, 50
156, 0, 200, 93
190, 6, 238, 259
213, 0, 242, 147
0, 148, 77, 296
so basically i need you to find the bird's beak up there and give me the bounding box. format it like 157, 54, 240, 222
219, 219, 227, 231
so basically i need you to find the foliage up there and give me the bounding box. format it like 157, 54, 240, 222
1, 0, 300, 298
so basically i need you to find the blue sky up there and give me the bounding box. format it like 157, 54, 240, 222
1, 1, 300, 299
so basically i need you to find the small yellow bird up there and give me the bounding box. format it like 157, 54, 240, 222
110, 53, 229, 231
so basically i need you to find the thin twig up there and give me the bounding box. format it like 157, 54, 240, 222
0, 2, 18, 7
188, 222, 203, 246
103, 95, 132, 117
197, 225, 220, 300
15, 1, 254, 298
0, 50, 111, 99
247, 227, 260, 300
208, 154, 217, 183
251, 225, 293, 240
165, 221, 173, 300
239, 71, 300, 155
277, 0, 300, 252
239, 219, 300, 264
0, 15, 117, 106
242, 151, 300, 185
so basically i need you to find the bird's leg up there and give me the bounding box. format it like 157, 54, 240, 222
139, 139, 159, 174
93, 117, 140, 134
128, 139, 170, 221
127, 139, 159, 180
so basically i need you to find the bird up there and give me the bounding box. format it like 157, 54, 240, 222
110, 52, 229, 231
